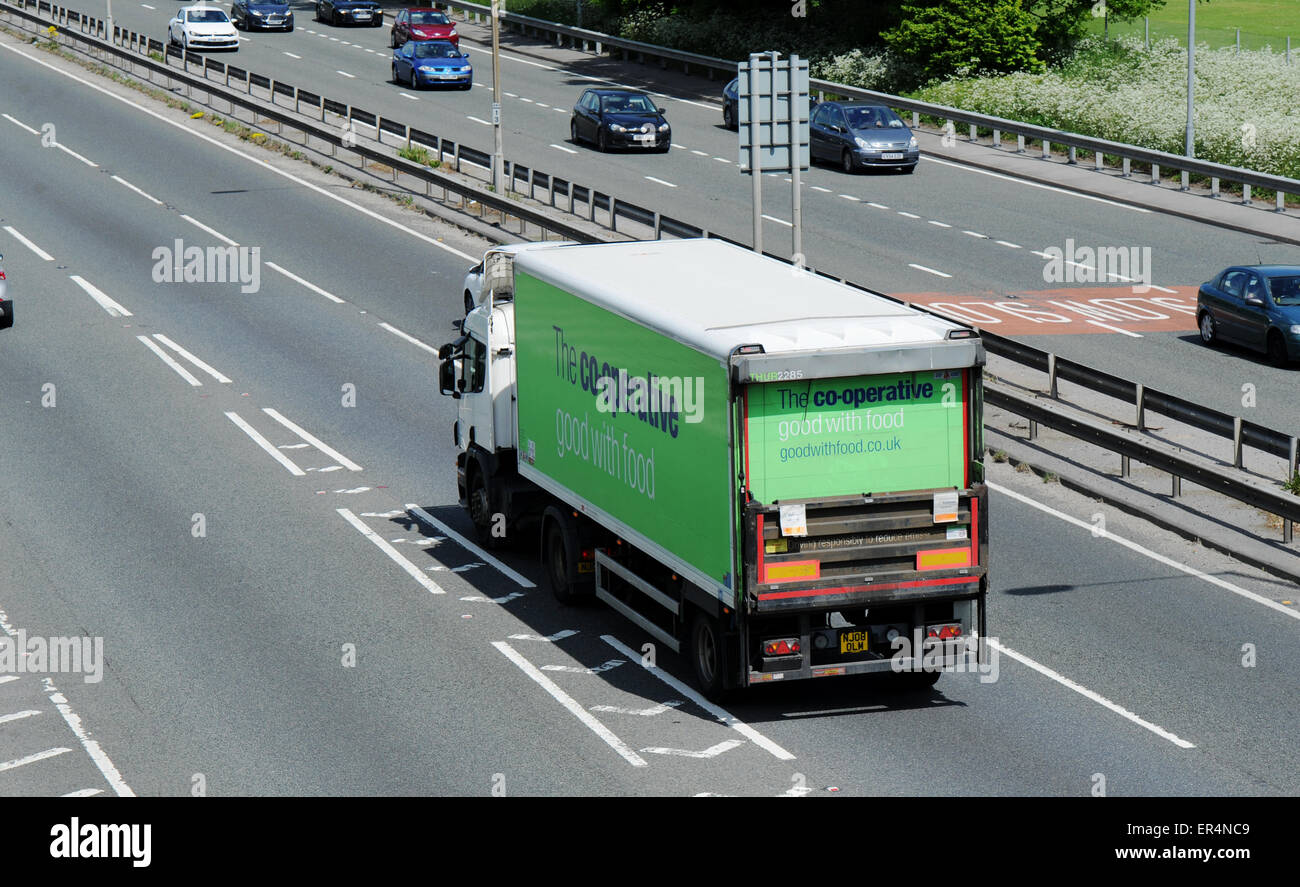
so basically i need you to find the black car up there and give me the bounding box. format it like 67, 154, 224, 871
231, 0, 292, 31
570, 88, 670, 153
722, 77, 738, 129
811, 101, 919, 173
315, 0, 382, 27
1197, 265, 1300, 367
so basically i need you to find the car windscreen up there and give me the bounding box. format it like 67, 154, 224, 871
1267, 275, 1300, 305
411, 11, 449, 24
188, 9, 228, 21
601, 95, 656, 114
844, 106, 903, 129
414, 43, 460, 58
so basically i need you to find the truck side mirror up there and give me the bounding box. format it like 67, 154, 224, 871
438, 360, 459, 398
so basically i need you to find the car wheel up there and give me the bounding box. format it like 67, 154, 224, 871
1198, 312, 1217, 346
841, 150, 856, 174
372, 15, 383, 27
1267, 330, 1290, 367
460, 81, 472, 90
901, 164, 917, 174
597, 129, 608, 153
286, 24, 293, 32
314, 4, 321, 22
391, 63, 400, 84
331, 10, 340, 26
723, 103, 734, 129
570, 119, 581, 145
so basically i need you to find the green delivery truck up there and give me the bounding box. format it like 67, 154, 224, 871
438, 238, 987, 697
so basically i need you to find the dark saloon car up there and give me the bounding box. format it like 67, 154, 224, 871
231, 0, 292, 31
722, 77, 738, 129
811, 102, 919, 173
571, 88, 670, 153
1197, 265, 1300, 366
392, 39, 472, 89
315, 0, 382, 27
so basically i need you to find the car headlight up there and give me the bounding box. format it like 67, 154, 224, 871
418, 65, 436, 72
458, 66, 471, 73
854, 137, 870, 149
1289, 324, 1300, 336
609, 124, 626, 133
251, 9, 263, 15
658, 123, 669, 132
909, 136, 918, 149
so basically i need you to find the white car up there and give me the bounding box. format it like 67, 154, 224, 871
460, 242, 578, 314
168, 5, 240, 51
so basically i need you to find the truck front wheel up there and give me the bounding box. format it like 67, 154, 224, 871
689, 610, 726, 699
467, 466, 506, 549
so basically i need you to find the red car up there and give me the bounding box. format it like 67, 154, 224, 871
389, 7, 458, 48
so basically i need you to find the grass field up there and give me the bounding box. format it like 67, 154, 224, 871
1085, 1, 1300, 51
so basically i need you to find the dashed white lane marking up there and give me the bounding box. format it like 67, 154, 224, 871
137, 336, 202, 386
337, 508, 446, 595
602, 635, 796, 761
642, 739, 744, 758
691, 149, 708, 156
0, 709, 41, 725
226, 411, 305, 475
989, 640, 1194, 749
839, 194, 859, 201
867, 201, 888, 209
263, 408, 362, 471
283, 51, 302, 59
519, 97, 533, 103
0, 675, 18, 685
407, 504, 537, 588
550, 143, 577, 154
337, 70, 356, 78
504, 91, 517, 98
399, 92, 419, 101
962, 230, 989, 239
509, 630, 578, 643
1, 112, 38, 134
762, 214, 792, 227
591, 701, 684, 716
111, 174, 163, 205
536, 102, 550, 108
43, 679, 135, 796
70, 275, 133, 317
3, 225, 55, 260
0, 747, 72, 772
897, 211, 920, 219
180, 214, 239, 246
542, 659, 626, 675
645, 176, 677, 188
152, 334, 232, 383
908, 263, 952, 279
140, 3, 155, 9
265, 261, 345, 303
713, 156, 731, 163
493, 641, 648, 767
467, 115, 491, 126
928, 220, 951, 227
378, 322, 439, 355
811, 185, 831, 192
996, 240, 1022, 248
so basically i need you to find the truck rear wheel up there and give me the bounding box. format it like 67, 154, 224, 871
689, 610, 726, 700
542, 507, 591, 604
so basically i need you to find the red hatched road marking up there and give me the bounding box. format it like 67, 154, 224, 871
900, 286, 1198, 336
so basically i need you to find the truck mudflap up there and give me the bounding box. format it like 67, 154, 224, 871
744, 486, 988, 613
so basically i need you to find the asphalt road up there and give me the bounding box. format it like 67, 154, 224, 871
1, 42, 1297, 797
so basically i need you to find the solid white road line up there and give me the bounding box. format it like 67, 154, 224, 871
264, 261, 345, 303
0, 42, 478, 262
378, 322, 439, 356
70, 275, 133, 317
492, 641, 648, 767
987, 639, 1194, 749
921, 154, 1153, 212
406, 504, 537, 588
53, 142, 98, 167
263, 408, 362, 471
43, 679, 135, 796
152, 334, 232, 383
909, 263, 952, 279
180, 214, 239, 246
337, 508, 446, 595
602, 634, 797, 761
641, 739, 744, 758
0, 675, 18, 684
1, 113, 38, 134
3, 225, 55, 260
0, 710, 41, 725
0, 747, 71, 772
136, 336, 202, 386
988, 481, 1300, 623
111, 174, 164, 205
225, 411, 306, 475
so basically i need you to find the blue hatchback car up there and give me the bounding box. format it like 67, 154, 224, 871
1197, 265, 1300, 366
392, 39, 472, 90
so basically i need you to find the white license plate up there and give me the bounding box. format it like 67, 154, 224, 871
437, 73, 458, 79
635, 134, 655, 142
355, 12, 371, 18
882, 152, 904, 160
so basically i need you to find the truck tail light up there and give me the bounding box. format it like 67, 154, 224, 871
926, 623, 962, 640
763, 638, 800, 656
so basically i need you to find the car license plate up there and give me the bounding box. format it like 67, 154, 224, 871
355, 12, 371, 18
839, 630, 869, 655
882, 152, 904, 160
635, 134, 655, 143
438, 73, 458, 79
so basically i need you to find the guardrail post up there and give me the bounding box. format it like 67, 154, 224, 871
1171, 474, 1181, 497
992, 128, 1000, 148
453, 141, 460, 172
1068, 146, 1076, 164
968, 123, 976, 142
1233, 417, 1244, 468
1286, 437, 1299, 542
1277, 191, 1286, 212
1048, 352, 1058, 398
1016, 134, 1025, 154
1180, 170, 1190, 191
1211, 176, 1219, 197
1028, 419, 1037, 441
1041, 139, 1050, 160
610, 196, 617, 232
912, 112, 919, 128
1122, 157, 1131, 177
1121, 454, 1130, 477
653, 211, 662, 239
1094, 150, 1103, 171
1151, 162, 1160, 184
1242, 184, 1251, 205
1136, 383, 1145, 431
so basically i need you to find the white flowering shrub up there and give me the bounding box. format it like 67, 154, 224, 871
915, 36, 1300, 179
811, 49, 892, 91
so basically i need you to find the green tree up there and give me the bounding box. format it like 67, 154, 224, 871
882, 0, 1045, 84
1029, 0, 1169, 58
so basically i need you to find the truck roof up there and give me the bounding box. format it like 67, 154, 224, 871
512, 239, 970, 365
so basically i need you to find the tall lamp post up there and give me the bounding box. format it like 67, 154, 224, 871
1185, 0, 1195, 158
491, 0, 505, 192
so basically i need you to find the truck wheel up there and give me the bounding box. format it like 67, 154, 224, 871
689, 610, 726, 699
467, 468, 506, 549
543, 507, 591, 604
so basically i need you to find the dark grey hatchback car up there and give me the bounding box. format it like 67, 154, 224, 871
811, 102, 919, 173
1197, 265, 1300, 366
